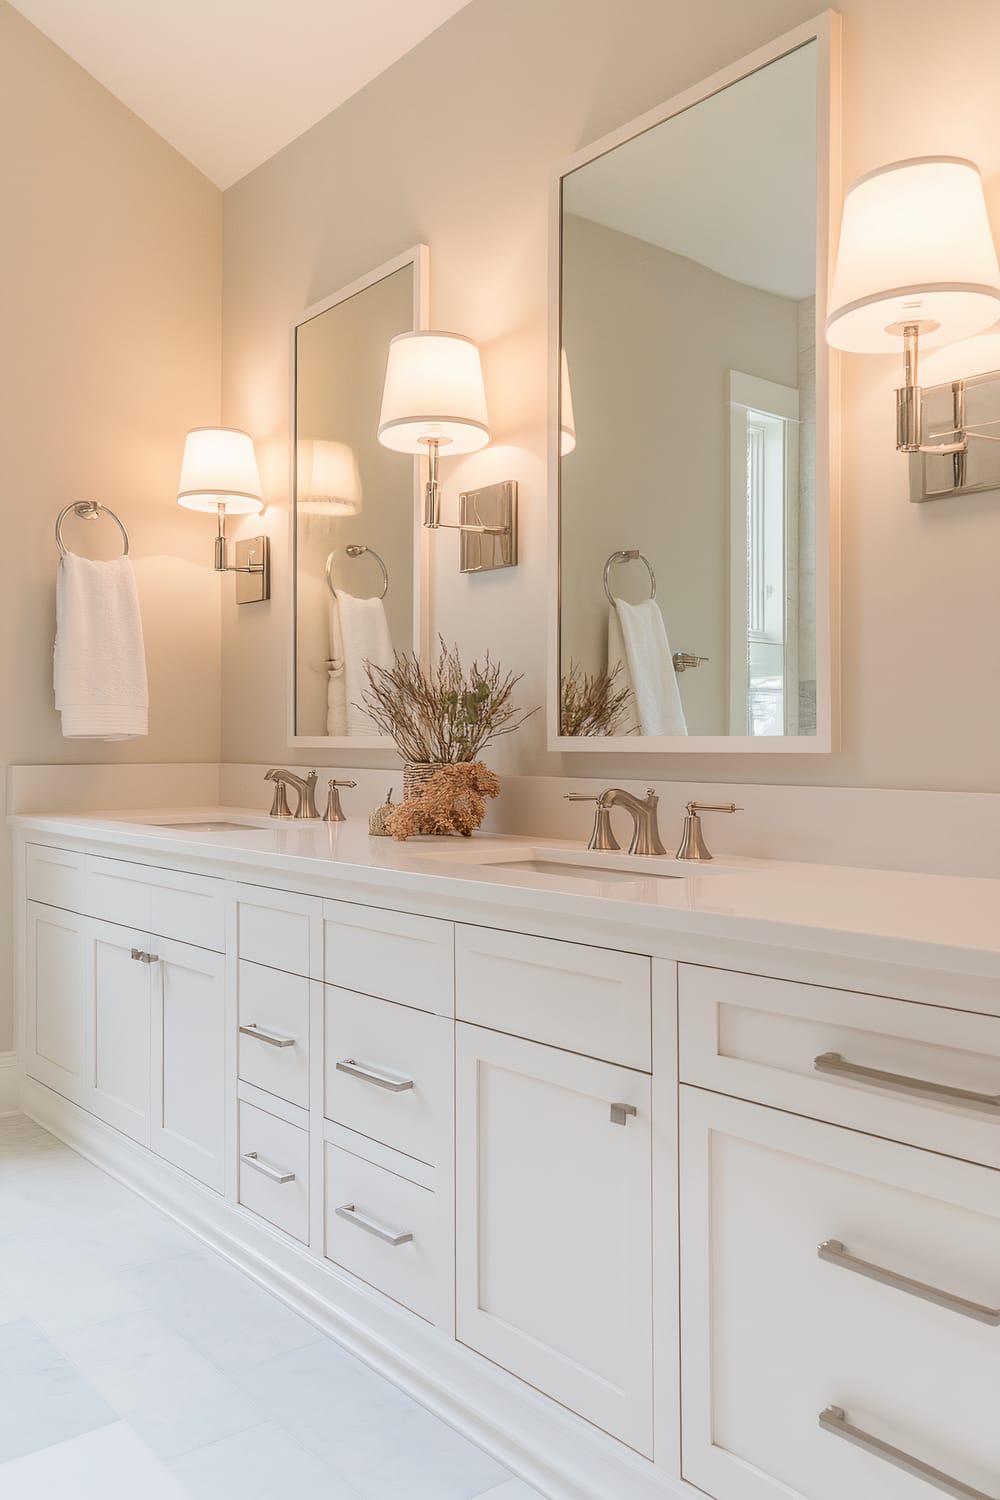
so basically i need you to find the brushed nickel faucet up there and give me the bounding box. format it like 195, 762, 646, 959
565, 787, 667, 856
265, 768, 320, 820
675, 800, 741, 860
323, 779, 356, 822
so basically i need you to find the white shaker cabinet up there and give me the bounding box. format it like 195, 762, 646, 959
150, 937, 225, 1192
24, 901, 88, 1105
455, 1022, 654, 1456
88, 918, 152, 1145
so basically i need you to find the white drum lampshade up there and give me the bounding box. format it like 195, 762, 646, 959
826, 157, 1000, 354
377, 331, 490, 455
298, 439, 363, 517
560, 348, 577, 456
177, 427, 264, 515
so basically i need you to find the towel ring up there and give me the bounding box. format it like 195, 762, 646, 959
55, 501, 130, 558
603, 549, 656, 607
325, 544, 388, 600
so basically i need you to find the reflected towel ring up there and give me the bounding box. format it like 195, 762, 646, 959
325, 544, 389, 600
55, 501, 130, 558
603, 549, 656, 607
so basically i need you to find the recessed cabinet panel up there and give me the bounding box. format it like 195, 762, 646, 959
323, 900, 454, 1016
238, 960, 310, 1109
680, 1087, 1000, 1500
239, 1101, 309, 1243
455, 1023, 653, 1455
89, 919, 151, 1145
236, 886, 319, 978
150, 937, 225, 1191
26, 844, 86, 913
25, 901, 87, 1102
86, 856, 224, 952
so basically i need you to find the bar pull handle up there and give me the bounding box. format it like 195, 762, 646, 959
241, 1151, 295, 1185
818, 1239, 1000, 1325
335, 1203, 413, 1246
819, 1406, 995, 1500
336, 1058, 414, 1092
610, 1102, 637, 1126
239, 1023, 295, 1049
814, 1051, 1000, 1114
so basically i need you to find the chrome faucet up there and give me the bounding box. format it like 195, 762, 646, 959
265, 768, 320, 820
565, 787, 667, 856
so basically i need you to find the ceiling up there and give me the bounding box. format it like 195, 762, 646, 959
9, 0, 473, 188
563, 43, 817, 301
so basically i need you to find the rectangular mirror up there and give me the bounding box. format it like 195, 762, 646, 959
549, 18, 839, 752
290, 245, 429, 746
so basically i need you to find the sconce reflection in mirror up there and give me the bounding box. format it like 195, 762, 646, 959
826, 156, 1000, 502
376, 331, 517, 572
177, 427, 270, 602
298, 439, 362, 518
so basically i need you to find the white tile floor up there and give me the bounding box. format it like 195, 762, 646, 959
0, 1116, 543, 1500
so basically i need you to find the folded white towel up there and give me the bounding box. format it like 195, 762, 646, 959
326, 588, 393, 737
54, 553, 149, 739
608, 597, 687, 737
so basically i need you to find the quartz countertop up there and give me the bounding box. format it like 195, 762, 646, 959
10, 806, 1000, 983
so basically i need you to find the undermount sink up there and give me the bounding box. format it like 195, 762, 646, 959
492, 857, 683, 883
156, 820, 268, 833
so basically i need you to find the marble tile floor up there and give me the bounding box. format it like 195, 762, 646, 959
0, 1115, 543, 1500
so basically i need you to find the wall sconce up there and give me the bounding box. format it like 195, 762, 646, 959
177, 427, 270, 602
297, 439, 363, 518
376, 331, 517, 572
826, 157, 1000, 489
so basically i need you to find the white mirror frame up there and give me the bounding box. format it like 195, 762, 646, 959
287, 244, 431, 749
546, 13, 842, 753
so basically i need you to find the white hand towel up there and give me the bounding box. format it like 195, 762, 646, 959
327, 589, 393, 737
608, 597, 687, 737
326, 598, 348, 737
54, 553, 149, 739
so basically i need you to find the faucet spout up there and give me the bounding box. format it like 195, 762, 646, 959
597, 787, 667, 857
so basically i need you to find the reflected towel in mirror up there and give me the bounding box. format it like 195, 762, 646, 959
608, 598, 687, 737
327, 589, 393, 736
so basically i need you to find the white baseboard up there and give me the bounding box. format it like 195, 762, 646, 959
0, 1053, 19, 1116
20, 1078, 686, 1500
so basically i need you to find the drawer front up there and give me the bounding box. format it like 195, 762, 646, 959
679, 964, 1000, 1168
86, 855, 224, 951
324, 987, 452, 1166
680, 1087, 1000, 1500
237, 886, 318, 978
238, 961, 310, 1110
324, 1141, 447, 1324
323, 901, 453, 1016
238, 1101, 309, 1244
456, 925, 651, 1070
26, 843, 87, 912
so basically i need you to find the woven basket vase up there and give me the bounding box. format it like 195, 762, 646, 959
402, 762, 441, 801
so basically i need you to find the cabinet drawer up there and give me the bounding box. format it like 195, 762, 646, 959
456, 926, 651, 1070
323, 901, 453, 1016
238, 961, 310, 1109
324, 1142, 447, 1324
680, 1088, 1000, 1500
86, 856, 224, 951
26, 843, 86, 912
236, 886, 318, 978
238, 1101, 309, 1244
324, 987, 451, 1166
679, 964, 1000, 1168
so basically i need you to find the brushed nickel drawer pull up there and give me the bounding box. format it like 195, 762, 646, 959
819, 1239, 1000, 1325
241, 1151, 295, 1185
814, 1052, 1000, 1114
336, 1058, 414, 1092
335, 1202, 413, 1246
610, 1102, 637, 1126
239, 1023, 295, 1049
819, 1406, 995, 1499
130, 948, 159, 964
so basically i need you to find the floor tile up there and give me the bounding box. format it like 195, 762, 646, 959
0, 1318, 117, 1462
475, 1480, 547, 1499
169, 1422, 363, 1500
0, 1229, 143, 1335
54, 1310, 263, 1460
0, 1421, 189, 1499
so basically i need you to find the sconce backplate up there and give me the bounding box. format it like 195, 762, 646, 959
235, 536, 271, 603
459, 481, 518, 573
910, 370, 1000, 502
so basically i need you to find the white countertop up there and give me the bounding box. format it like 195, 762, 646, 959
10, 807, 1000, 982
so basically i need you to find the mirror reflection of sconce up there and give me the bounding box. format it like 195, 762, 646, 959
298, 439, 362, 518
560, 349, 576, 456
825, 156, 1000, 491
376, 330, 517, 571
177, 426, 270, 603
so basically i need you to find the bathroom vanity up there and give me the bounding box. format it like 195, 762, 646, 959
10, 808, 1000, 1500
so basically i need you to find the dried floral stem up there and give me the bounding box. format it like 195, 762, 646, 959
560, 660, 633, 737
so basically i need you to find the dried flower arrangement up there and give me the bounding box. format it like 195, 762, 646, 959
385, 762, 500, 840
560, 661, 633, 737
361, 638, 534, 764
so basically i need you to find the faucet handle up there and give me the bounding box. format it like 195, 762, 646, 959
324, 779, 357, 823
564, 793, 598, 802
677, 801, 742, 861
268, 780, 293, 819
564, 793, 620, 851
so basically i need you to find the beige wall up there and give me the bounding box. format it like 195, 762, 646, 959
0, 2, 223, 1049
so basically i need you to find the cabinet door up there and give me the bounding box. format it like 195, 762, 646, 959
24, 902, 88, 1103
679, 1086, 1000, 1500
455, 1023, 653, 1456
150, 937, 225, 1192
87, 917, 151, 1144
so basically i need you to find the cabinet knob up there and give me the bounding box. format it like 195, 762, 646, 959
609, 1102, 637, 1126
